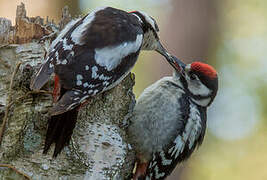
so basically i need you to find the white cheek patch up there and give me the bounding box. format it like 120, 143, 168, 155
186, 75, 211, 97
191, 97, 211, 107
185, 73, 212, 106
94, 34, 143, 71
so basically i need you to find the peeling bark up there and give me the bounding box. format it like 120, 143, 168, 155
0, 3, 135, 180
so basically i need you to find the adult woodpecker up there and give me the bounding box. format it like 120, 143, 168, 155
30, 7, 175, 157
127, 57, 218, 180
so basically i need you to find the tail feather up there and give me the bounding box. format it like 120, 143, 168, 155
43, 107, 79, 157
43, 115, 61, 154
43, 82, 88, 157
31, 58, 54, 90
49, 89, 86, 116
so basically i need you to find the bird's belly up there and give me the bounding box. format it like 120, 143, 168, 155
129, 93, 183, 160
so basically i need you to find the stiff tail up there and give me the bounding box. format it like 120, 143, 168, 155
43, 107, 79, 157
43, 77, 88, 157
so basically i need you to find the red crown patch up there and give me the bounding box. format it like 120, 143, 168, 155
191, 62, 217, 79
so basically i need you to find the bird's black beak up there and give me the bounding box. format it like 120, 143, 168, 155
155, 41, 171, 61
170, 55, 186, 75
155, 41, 186, 74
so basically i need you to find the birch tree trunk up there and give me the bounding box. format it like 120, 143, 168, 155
0, 3, 135, 180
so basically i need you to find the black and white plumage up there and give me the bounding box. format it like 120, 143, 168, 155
127, 57, 218, 180
30, 7, 174, 157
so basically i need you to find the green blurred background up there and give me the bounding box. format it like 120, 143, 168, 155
1, 0, 267, 179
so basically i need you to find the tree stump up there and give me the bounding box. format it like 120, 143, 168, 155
0, 3, 135, 180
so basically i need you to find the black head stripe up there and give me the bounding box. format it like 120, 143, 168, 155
195, 71, 218, 105
150, 16, 159, 32
131, 11, 158, 34
131, 11, 148, 31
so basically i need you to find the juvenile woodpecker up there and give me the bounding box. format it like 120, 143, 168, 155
30, 7, 175, 157
127, 57, 218, 180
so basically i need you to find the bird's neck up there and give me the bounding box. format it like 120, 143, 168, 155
141, 30, 158, 50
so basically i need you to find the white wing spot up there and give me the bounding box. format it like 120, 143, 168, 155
49, 63, 54, 68
61, 59, 67, 65
77, 80, 82, 86
151, 161, 157, 168
85, 65, 89, 70
160, 151, 172, 165
88, 84, 96, 88
170, 104, 202, 159
55, 51, 60, 65
77, 74, 83, 80
93, 89, 98, 95
92, 66, 99, 79
63, 38, 73, 50
83, 82, 89, 87
154, 165, 165, 179
99, 74, 111, 81
152, 154, 156, 161
70, 51, 74, 56
170, 135, 185, 159
103, 81, 109, 86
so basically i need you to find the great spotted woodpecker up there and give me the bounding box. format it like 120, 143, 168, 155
30, 7, 175, 157
127, 56, 218, 180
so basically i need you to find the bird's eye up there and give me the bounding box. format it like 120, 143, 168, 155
189, 73, 197, 80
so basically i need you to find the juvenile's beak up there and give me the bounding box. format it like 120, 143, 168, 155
155, 41, 171, 60
155, 42, 186, 73
155, 42, 176, 69
170, 55, 186, 74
